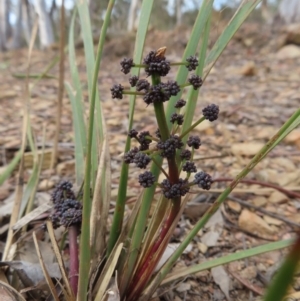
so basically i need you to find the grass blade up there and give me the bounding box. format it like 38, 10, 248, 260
165, 0, 214, 123
67, 8, 87, 184
90, 136, 111, 264
0, 150, 22, 185
77, 0, 115, 299
263, 236, 300, 301
65, 82, 85, 184
162, 239, 294, 285
203, 0, 262, 79
107, 0, 155, 256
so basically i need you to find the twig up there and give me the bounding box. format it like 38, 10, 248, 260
214, 177, 300, 199
228, 269, 265, 296
51, 0, 65, 169
227, 195, 300, 229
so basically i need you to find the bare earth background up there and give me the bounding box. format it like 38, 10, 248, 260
0, 22, 300, 301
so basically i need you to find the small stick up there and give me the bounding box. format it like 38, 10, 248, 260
227, 195, 300, 229
214, 177, 300, 199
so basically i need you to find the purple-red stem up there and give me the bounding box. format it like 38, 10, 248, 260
126, 197, 180, 301
68, 225, 79, 296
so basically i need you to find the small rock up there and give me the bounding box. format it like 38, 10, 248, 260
240, 61, 257, 76
252, 196, 267, 207
176, 282, 191, 293
201, 230, 220, 247
56, 160, 75, 175
257, 263, 267, 272
238, 209, 276, 239
263, 215, 283, 226
0, 185, 10, 201
197, 242, 208, 254
227, 200, 241, 212
38, 179, 55, 191
284, 23, 300, 45
268, 191, 289, 204
276, 45, 300, 59
285, 129, 300, 143
231, 142, 264, 156
239, 266, 257, 280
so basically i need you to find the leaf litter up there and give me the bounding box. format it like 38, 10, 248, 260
0, 23, 300, 301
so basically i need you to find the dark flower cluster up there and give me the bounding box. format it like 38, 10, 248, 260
143, 50, 171, 77
113, 49, 217, 197
175, 99, 186, 108
120, 58, 134, 74
188, 75, 203, 90
186, 56, 199, 71
170, 113, 184, 125
139, 171, 156, 188
143, 81, 180, 105
133, 152, 151, 169
180, 149, 192, 160
136, 79, 150, 92
138, 131, 152, 150
194, 172, 213, 190
182, 161, 197, 173
202, 104, 219, 122
49, 181, 82, 229
161, 178, 190, 199
111, 84, 124, 99
129, 75, 139, 87
111, 50, 203, 102
187, 135, 201, 149
124, 147, 139, 164
157, 135, 184, 158
143, 83, 170, 105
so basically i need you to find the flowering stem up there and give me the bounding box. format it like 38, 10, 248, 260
123, 91, 144, 96
126, 73, 183, 301
133, 63, 147, 68
126, 196, 181, 301
170, 62, 188, 66
179, 82, 192, 89
180, 116, 205, 139
151, 156, 169, 179
68, 226, 79, 296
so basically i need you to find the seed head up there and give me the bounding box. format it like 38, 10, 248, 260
194, 171, 212, 190
120, 58, 134, 74
161, 178, 190, 199
124, 147, 139, 164
175, 99, 186, 108
143, 50, 171, 77
128, 129, 138, 138
180, 149, 192, 160
186, 55, 199, 71
111, 84, 124, 99
133, 152, 151, 169
138, 171, 156, 188
138, 131, 152, 151
202, 104, 219, 122
143, 83, 170, 105
157, 135, 184, 158
51, 180, 75, 204
129, 75, 139, 87
170, 113, 184, 125
187, 135, 201, 149
60, 207, 82, 227
188, 75, 203, 90
155, 128, 161, 139
182, 161, 197, 173
163, 80, 180, 98
136, 79, 150, 92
